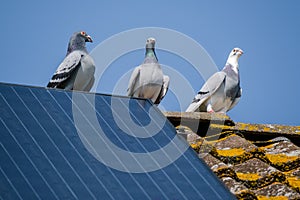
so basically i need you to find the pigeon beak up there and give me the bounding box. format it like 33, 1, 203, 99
239, 50, 244, 55
86, 35, 93, 43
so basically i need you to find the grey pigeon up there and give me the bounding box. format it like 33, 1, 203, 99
127, 38, 170, 105
47, 31, 95, 91
186, 47, 244, 113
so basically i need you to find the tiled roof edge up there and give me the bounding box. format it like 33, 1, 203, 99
164, 112, 300, 146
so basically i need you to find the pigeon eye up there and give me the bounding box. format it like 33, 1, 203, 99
233, 49, 236, 52
81, 31, 86, 35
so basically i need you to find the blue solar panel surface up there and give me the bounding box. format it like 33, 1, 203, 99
0, 83, 235, 199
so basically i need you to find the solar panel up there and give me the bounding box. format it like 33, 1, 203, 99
0, 82, 235, 199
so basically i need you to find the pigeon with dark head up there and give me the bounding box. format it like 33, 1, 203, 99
127, 38, 169, 105
186, 47, 243, 113
47, 31, 95, 91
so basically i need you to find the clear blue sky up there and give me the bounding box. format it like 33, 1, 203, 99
1, 1, 299, 125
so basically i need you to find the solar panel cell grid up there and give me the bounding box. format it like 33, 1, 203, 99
0, 83, 235, 200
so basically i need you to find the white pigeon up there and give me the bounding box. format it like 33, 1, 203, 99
186, 48, 244, 113
47, 31, 95, 91
127, 38, 170, 105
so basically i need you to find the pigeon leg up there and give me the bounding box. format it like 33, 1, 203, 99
207, 104, 214, 113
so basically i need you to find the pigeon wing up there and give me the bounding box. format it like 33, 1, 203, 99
127, 66, 141, 96
47, 51, 82, 88
186, 71, 226, 112
227, 87, 242, 111
154, 75, 170, 105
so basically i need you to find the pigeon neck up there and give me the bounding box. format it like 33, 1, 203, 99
225, 56, 239, 74
226, 56, 239, 73
145, 48, 158, 62
67, 38, 87, 55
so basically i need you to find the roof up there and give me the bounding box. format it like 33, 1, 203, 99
165, 112, 300, 199
0, 82, 234, 199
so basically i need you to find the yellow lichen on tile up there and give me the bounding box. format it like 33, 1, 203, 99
257, 196, 288, 200
237, 123, 260, 132
260, 143, 275, 150
237, 123, 248, 130
236, 189, 253, 194
216, 148, 246, 157
236, 172, 261, 181
209, 123, 233, 130
234, 122, 300, 135
190, 142, 201, 151
190, 141, 211, 151
263, 127, 271, 132
286, 176, 300, 189
265, 153, 299, 164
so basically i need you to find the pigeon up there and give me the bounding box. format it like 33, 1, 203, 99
186, 47, 244, 113
47, 31, 95, 91
127, 38, 170, 105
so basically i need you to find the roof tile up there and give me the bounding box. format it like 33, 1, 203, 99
284, 168, 300, 193
220, 177, 254, 197
261, 141, 300, 171
200, 153, 236, 178
211, 134, 258, 163
254, 183, 300, 200
166, 112, 300, 199
234, 158, 285, 189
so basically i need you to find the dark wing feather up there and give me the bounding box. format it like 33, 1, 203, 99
47, 51, 82, 88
